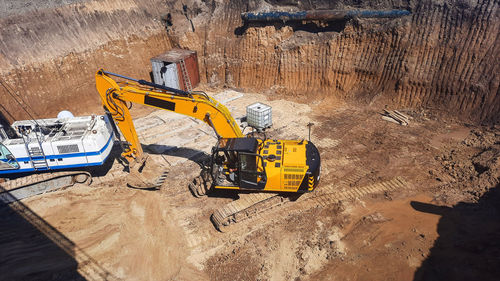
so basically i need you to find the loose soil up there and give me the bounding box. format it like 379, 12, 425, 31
0, 1, 499, 279
1, 91, 498, 280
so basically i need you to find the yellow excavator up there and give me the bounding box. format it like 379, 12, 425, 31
95, 69, 321, 230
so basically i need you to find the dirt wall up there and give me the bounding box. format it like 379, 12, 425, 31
0, 0, 173, 120
0, 0, 499, 123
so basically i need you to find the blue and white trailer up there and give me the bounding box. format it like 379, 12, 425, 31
0, 114, 115, 203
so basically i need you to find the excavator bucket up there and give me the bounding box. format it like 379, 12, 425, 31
126, 154, 168, 190
188, 169, 212, 197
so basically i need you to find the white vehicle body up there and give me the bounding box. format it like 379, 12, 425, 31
0, 115, 114, 176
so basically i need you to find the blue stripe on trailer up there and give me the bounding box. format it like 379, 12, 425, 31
0, 159, 108, 175
0, 132, 114, 175
14, 132, 114, 162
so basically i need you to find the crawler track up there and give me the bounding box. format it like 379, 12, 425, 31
297, 177, 409, 209
0, 171, 91, 203
211, 193, 285, 232
211, 171, 410, 232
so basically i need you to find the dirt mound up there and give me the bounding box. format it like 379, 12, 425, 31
433, 128, 500, 203
206, 205, 346, 280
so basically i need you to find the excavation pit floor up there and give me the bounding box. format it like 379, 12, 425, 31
1, 90, 499, 281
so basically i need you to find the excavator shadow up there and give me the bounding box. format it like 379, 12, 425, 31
142, 144, 210, 164
206, 188, 240, 199
142, 145, 241, 199
142, 144, 218, 195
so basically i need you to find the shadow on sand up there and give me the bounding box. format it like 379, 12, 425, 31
142, 144, 210, 164
0, 185, 115, 280
412, 184, 500, 281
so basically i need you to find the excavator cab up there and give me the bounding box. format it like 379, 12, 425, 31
211, 138, 267, 189
210, 137, 321, 193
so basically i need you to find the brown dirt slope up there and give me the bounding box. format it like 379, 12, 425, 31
1, 0, 499, 124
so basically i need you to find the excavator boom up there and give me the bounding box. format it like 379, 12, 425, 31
95, 69, 246, 188
96, 70, 243, 162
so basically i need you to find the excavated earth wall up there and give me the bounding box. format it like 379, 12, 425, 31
0, 0, 499, 123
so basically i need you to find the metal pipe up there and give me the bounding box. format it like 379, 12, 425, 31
241, 9, 411, 22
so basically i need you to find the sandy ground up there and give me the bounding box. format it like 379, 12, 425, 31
1, 90, 499, 280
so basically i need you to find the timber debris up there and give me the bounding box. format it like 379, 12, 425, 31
381, 109, 411, 126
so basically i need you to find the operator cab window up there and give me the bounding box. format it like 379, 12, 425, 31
224, 151, 238, 169
239, 153, 257, 173
0, 143, 19, 170
239, 153, 266, 188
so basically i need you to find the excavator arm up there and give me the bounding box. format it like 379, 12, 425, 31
95, 69, 243, 165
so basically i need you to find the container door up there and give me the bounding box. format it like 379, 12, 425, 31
151, 61, 164, 85
161, 63, 180, 89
